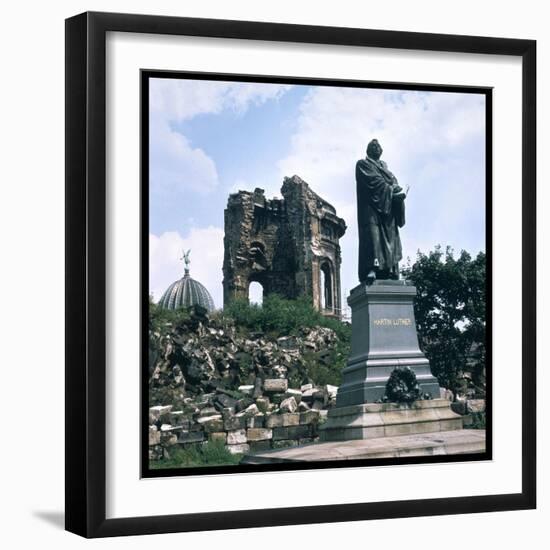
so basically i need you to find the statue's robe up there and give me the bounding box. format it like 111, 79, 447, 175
356, 157, 405, 282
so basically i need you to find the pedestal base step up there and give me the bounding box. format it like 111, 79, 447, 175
319, 398, 463, 442
241, 429, 486, 464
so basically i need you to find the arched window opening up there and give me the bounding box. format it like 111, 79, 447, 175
320, 262, 333, 311
248, 281, 264, 306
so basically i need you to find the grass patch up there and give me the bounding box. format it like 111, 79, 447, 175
151, 440, 242, 469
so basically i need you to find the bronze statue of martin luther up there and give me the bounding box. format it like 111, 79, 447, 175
356, 139, 409, 283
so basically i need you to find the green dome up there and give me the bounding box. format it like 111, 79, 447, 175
158, 268, 215, 312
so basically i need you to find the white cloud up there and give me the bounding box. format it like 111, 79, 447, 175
277, 88, 485, 199
149, 79, 292, 197
150, 79, 292, 121
150, 117, 219, 194
149, 226, 224, 308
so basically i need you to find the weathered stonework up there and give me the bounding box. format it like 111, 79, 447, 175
223, 175, 347, 317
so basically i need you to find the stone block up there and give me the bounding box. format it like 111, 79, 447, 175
238, 385, 255, 396
273, 427, 289, 441
284, 389, 302, 403
160, 424, 184, 434
199, 406, 218, 417
279, 396, 298, 413
226, 443, 250, 455
246, 415, 265, 429
255, 397, 270, 413
247, 428, 273, 441
301, 388, 316, 400
215, 393, 237, 410
227, 429, 247, 445
149, 405, 173, 423
224, 415, 246, 431
189, 422, 204, 432
197, 415, 224, 433
253, 377, 264, 398
149, 426, 160, 446
264, 413, 281, 428
313, 389, 327, 401
272, 440, 296, 449
196, 413, 222, 423
235, 397, 254, 412
243, 403, 260, 417
263, 379, 288, 393
287, 425, 312, 439
265, 413, 300, 428
300, 410, 321, 425
281, 413, 301, 427
179, 430, 205, 444
249, 440, 272, 453
301, 383, 313, 392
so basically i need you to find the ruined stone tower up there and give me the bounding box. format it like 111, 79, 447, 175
223, 175, 347, 318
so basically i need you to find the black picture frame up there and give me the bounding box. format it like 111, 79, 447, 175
65, 11, 536, 538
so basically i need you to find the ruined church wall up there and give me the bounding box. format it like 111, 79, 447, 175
223, 177, 346, 318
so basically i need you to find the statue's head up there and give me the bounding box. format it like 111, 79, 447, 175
366, 139, 383, 160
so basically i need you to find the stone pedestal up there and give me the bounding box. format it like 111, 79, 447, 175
336, 280, 440, 407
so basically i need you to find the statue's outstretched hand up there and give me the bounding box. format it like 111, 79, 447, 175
394, 185, 410, 200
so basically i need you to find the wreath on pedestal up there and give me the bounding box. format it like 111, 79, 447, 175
383, 366, 425, 404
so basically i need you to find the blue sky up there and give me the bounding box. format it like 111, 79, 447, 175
149, 78, 486, 310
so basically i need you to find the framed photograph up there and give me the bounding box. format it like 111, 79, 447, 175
65, 11, 536, 538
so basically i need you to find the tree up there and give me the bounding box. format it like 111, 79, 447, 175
401, 246, 486, 398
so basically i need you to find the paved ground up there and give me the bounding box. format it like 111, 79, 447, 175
241, 429, 486, 464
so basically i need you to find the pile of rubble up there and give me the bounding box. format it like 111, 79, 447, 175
148, 307, 344, 460
149, 381, 338, 459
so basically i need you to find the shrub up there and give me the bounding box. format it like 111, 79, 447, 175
402, 247, 486, 397
466, 411, 487, 430
149, 295, 190, 333
222, 294, 350, 341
